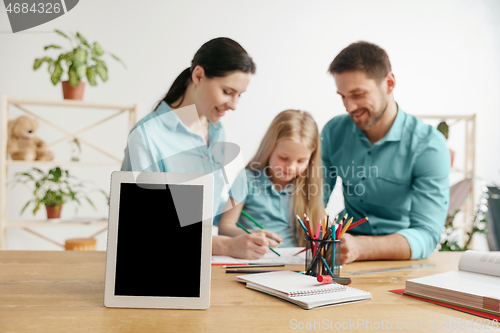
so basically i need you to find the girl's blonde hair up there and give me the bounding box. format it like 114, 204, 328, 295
246, 110, 325, 246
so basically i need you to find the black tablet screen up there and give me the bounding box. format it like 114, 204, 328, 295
114, 183, 204, 297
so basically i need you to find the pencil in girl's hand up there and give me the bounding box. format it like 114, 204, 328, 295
242, 210, 282, 245
236, 222, 281, 257
241, 210, 265, 229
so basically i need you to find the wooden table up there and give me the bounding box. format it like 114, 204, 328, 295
0, 251, 498, 332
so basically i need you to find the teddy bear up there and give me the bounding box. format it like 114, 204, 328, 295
7, 116, 54, 161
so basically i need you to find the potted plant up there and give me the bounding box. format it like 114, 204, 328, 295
439, 184, 492, 251
437, 121, 455, 167
13, 167, 107, 219
33, 29, 125, 100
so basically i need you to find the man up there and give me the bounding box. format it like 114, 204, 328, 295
321, 41, 450, 264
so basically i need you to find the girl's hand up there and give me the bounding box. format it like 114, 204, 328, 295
227, 233, 270, 259
250, 229, 283, 248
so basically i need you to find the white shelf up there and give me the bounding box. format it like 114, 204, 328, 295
0, 95, 137, 249
7, 97, 135, 110
7, 160, 121, 167
6, 219, 108, 229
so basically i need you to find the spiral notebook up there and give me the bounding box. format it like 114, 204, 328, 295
237, 271, 372, 309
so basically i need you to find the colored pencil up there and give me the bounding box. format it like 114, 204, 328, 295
339, 217, 354, 239
221, 264, 285, 268
332, 223, 337, 272
303, 214, 313, 240
226, 269, 300, 274
314, 221, 321, 256
348, 217, 369, 230
305, 228, 333, 274
236, 222, 281, 257
336, 214, 348, 239
293, 248, 306, 256
295, 215, 310, 238
318, 221, 323, 274
322, 218, 326, 240
242, 210, 282, 245
320, 255, 336, 278
241, 210, 265, 229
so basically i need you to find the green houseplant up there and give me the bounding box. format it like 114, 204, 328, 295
33, 29, 125, 100
439, 185, 490, 251
13, 167, 107, 219
436, 121, 455, 167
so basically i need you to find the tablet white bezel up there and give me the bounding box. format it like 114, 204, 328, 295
104, 171, 213, 309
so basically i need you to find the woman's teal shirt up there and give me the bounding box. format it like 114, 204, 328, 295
121, 101, 227, 223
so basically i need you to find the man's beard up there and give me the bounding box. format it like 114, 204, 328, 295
359, 97, 389, 131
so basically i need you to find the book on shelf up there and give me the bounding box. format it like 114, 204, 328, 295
405, 250, 500, 316
237, 270, 371, 310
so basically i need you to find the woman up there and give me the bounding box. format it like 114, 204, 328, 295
122, 38, 280, 259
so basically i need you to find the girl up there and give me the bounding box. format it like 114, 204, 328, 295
219, 110, 325, 249
122, 38, 271, 259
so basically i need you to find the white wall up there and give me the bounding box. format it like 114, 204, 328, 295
1, 0, 499, 250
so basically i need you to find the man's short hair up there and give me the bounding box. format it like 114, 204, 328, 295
328, 41, 392, 82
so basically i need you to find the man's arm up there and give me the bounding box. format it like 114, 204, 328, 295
341, 133, 450, 264
340, 233, 411, 264
395, 138, 450, 259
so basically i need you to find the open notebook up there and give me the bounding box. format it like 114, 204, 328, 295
237, 271, 372, 310
212, 247, 306, 265
405, 251, 500, 315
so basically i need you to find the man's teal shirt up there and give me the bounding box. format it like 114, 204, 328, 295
321, 106, 450, 259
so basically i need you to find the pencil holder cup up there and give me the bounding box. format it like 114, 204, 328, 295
304, 237, 341, 278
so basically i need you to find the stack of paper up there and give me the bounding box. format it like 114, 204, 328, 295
405, 251, 500, 315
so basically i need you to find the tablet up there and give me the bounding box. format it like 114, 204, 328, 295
104, 171, 214, 309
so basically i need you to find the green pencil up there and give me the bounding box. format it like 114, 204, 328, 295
241, 209, 283, 248
241, 210, 265, 229
236, 222, 281, 257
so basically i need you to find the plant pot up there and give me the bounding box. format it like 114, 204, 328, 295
46, 205, 62, 219
62, 81, 85, 100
